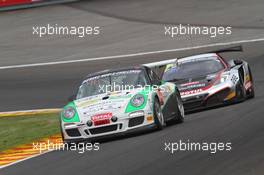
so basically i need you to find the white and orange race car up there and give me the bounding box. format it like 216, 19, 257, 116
144, 46, 255, 112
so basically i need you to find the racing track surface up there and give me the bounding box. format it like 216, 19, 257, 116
1, 41, 264, 175
1, 0, 264, 174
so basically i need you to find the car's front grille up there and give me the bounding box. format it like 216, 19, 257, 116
128, 116, 144, 127
65, 128, 81, 137
89, 125, 118, 135
183, 94, 208, 109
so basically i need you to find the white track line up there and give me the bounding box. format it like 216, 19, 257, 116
1, 38, 264, 70
0, 108, 60, 115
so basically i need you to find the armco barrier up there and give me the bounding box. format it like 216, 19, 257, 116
0, 0, 33, 7
0, 0, 78, 11
0, 0, 43, 7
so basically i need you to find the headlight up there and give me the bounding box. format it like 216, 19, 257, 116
220, 75, 228, 83
131, 94, 145, 107
214, 73, 229, 85
129, 111, 144, 117
63, 107, 75, 119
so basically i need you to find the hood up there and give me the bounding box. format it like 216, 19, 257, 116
175, 74, 217, 95
73, 90, 140, 120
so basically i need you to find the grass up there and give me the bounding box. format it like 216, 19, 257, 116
0, 113, 60, 152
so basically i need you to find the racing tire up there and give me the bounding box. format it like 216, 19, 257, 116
153, 97, 165, 130
171, 90, 185, 124
235, 72, 247, 102
247, 66, 255, 99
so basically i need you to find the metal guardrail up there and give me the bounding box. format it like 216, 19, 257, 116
0, 0, 78, 12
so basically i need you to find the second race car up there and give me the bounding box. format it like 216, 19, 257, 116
60, 66, 184, 143
144, 47, 255, 111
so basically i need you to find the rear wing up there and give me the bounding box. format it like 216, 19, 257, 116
143, 58, 178, 68
143, 58, 178, 78
211, 45, 243, 54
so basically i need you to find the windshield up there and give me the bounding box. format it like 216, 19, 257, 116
76, 69, 148, 99
162, 56, 225, 81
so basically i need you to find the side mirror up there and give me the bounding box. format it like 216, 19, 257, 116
155, 80, 162, 86
234, 59, 243, 65
68, 95, 76, 102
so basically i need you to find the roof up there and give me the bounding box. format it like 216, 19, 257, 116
143, 53, 218, 68
179, 53, 218, 62
85, 66, 146, 79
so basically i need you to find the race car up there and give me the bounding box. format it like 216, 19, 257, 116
144, 46, 255, 112
60, 66, 184, 143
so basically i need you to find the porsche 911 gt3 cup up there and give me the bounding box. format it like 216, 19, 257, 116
144, 46, 255, 111
60, 66, 184, 143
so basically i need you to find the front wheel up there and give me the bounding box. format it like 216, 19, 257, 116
247, 66, 255, 99
172, 91, 184, 124
235, 72, 247, 102
153, 97, 165, 130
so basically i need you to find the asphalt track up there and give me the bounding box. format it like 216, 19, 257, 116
1, 0, 264, 174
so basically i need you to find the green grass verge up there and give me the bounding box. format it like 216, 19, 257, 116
0, 113, 60, 152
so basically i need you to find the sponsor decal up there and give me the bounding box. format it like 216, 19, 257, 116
231, 75, 239, 85
180, 89, 203, 96
109, 94, 132, 99
181, 81, 200, 87
180, 83, 206, 91
76, 98, 99, 108
91, 113, 112, 126
81, 100, 124, 114
180, 82, 213, 96
91, 113, 112, 121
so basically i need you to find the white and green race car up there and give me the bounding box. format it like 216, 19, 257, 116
60, 66, 184, 143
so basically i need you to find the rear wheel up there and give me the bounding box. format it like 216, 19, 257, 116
235, 72, 246, 102
153, 97, 165, 130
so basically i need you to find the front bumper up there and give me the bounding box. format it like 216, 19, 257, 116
181, 81, 236, 111
61, 112, 155, 141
